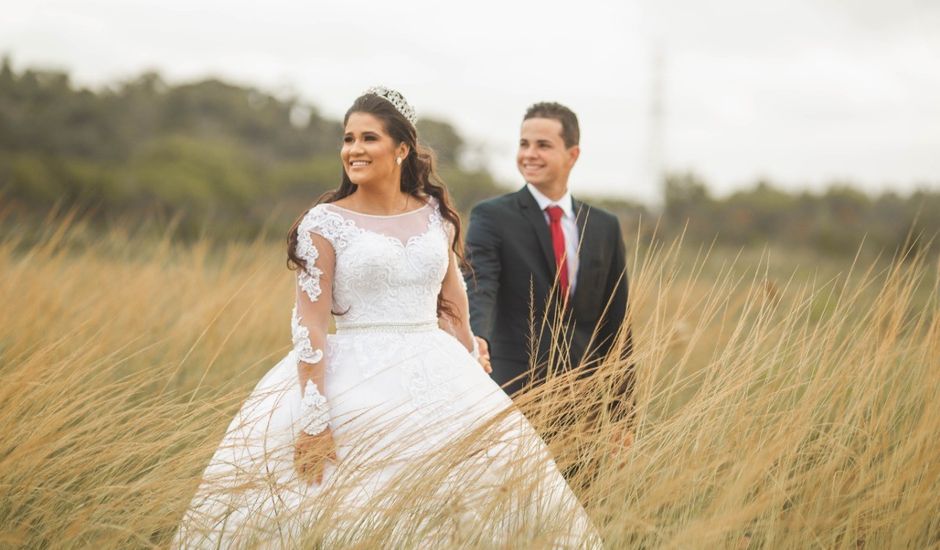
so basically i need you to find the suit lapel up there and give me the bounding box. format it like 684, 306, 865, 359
515, 187, 556, 276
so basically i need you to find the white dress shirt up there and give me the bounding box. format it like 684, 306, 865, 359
526, 183, 580, 294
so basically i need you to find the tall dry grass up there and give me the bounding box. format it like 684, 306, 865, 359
0, 215, 937, 548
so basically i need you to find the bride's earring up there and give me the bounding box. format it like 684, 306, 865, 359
396, 157, 403, 166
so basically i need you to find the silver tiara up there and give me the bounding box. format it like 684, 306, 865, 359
363, 85, 417, 127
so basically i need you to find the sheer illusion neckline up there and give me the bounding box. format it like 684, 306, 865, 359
328, 201, 430, 218
319, 198, 442, 249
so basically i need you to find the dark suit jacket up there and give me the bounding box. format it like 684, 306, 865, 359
465, 186, 634, 401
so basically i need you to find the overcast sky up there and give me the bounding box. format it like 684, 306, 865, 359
3, 0, 939, 203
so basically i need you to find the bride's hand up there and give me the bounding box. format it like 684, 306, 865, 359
474, 336, 492, 374
294, 428, 337, 485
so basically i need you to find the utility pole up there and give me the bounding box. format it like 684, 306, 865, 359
647, 46, 666, 207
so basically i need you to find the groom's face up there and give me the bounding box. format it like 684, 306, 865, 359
517, 118, 579, 191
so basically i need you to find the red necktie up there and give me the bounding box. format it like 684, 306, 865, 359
545, 205, 569, 300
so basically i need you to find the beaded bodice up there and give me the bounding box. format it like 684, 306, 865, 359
294, 199, 449, 329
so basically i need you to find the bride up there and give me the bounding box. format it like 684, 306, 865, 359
173, 87, 601, 548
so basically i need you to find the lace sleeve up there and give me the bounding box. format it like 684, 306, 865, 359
439, 215, 474, 296
292, 206, 336, 435
437, 211, 477, 357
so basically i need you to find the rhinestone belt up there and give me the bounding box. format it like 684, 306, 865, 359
335, 321, 439, 334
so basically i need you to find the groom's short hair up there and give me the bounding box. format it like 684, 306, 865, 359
523, 102, 580, 148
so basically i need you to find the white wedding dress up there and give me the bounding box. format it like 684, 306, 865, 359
173, 198, 601, 548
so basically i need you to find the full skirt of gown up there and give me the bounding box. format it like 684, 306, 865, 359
172, 326, 601, 549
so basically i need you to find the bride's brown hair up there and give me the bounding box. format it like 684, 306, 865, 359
287, 93, 465, 320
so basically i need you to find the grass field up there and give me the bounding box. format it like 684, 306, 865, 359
1, 215, 938, 548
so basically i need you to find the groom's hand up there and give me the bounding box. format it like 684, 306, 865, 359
475, 337, 492, 374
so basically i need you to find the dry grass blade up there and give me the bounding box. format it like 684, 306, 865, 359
0, 219, 937, 548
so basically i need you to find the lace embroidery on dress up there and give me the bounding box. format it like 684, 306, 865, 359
402, 357, 455, 414
295, 204, 365, 301
296, 213, 324, 302
296, 199, 455, 408
291, 306, 324, 364
303, 205, 362, 251
321, 199, 447, 328
399, 203, 455, 411
404, 202, 442, 248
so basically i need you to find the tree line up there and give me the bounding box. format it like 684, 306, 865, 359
0, 56, 501, 239
1, 56, 937, 256
656, 173, 939, 258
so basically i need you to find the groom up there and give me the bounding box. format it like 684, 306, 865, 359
465, 102, 634, 414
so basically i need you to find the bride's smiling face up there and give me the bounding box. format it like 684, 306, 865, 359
341, 112, 408, 188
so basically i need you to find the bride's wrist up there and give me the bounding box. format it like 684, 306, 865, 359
300, 380, 330, 435
470, 335, 481, 359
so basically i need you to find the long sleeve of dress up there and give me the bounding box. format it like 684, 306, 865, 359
438, 222, 477, 356
292, 223, 335, 430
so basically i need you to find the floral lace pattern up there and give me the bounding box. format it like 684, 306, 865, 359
296, 211, 327, 302
304, 201, 447, 328
299, 205, 361, 254
294, 203, 376, 301
401, 352, 456, 414
327, 330, 457, 414
300, 379, 330, 435
294, 199, 456, 409
291, 306, 324, 364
